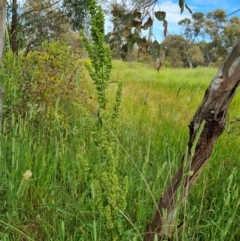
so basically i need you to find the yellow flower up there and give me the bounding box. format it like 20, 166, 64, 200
23, 170, 32, 180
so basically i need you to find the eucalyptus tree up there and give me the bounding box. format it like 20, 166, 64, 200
6, 0, 89, 56
179, 9, 240, 66
223, 16, 240, 52
161, 34, 204, 68
105, 0, 170, 62
19, 0, 65, 55
107, 1, 130, 59
161, 35, 187, 67
205, 9, 227, 62
186, 44, 204, 67
63, 0, 90, 31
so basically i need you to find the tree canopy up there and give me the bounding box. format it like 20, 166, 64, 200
5, 0, 90, 56
105, 3, 240, 68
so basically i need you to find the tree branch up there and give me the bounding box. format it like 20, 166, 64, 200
18, 0, 61, 20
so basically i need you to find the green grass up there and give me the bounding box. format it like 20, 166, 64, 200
0, 60, 240, 240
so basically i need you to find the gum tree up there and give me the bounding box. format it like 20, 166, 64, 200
6, 0, 89, 56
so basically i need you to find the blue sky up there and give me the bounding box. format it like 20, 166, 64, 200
186, 0, 240, 15
151, 0, 240, 41
104, 0, 240, 42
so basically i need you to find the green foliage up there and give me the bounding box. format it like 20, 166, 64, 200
1, 57, 240, 240
105, 1, 167, 62
164, 60, 171, 68
7, 0, 90, 55
105, 0, 191, 63
1, 41, 84, 126
161, 35, 204, 68
63, 0, 90, 30
178, 9, 240, 66
81, 1, 128, 240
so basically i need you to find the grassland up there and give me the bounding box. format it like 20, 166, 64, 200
0, 60, 240, 240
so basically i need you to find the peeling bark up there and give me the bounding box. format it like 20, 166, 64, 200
144, 38, 240, 241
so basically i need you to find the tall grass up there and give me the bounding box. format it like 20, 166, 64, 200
0, 59, 240, 240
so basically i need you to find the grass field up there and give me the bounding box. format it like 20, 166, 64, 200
0, 60, 240, 240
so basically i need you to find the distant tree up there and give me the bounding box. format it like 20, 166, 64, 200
161, 35, 203, 68
19, 0, 68, 56
186, 44, 204, 67
223, 16, 240, 51
63, 0, 90, 31
205, 9, 227, 61
179, 12, 205, 41
178, 9, 240, 66
162, 35, 187, 67
6, 0, 89, 56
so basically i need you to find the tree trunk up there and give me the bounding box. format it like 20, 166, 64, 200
0, 0, 6, 63
144, 38, 240, 241
187, 56, 193, 69
10, 0, 19, 54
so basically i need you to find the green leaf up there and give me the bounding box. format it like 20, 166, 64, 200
142, 17, 153, 30
185, 3, 192, 14
133, 29, 140, 38
152, 40, 160, 53
152, 40, 160, 50
133, 11, 141, 19
128, 39, 135, 52
155, 11, 166, 21
150, 40, 160, 62
121, 13, 133, 25
122, 27, 131, 37
179, 0, 184, 14
135, 37, 142, 45
150, 50, 157, 62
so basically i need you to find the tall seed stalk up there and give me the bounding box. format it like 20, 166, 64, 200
81, 1, 128, 240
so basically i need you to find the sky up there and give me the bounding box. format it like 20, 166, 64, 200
162, 0, 240, 36
104, 0, 240, 42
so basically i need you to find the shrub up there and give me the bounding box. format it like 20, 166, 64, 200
164, 60, 172, 68
1, 41, 88, 127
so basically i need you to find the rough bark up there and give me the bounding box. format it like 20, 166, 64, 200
0, 0, 6, 63
10, 0, 19, 54
144, 37, 240, 241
